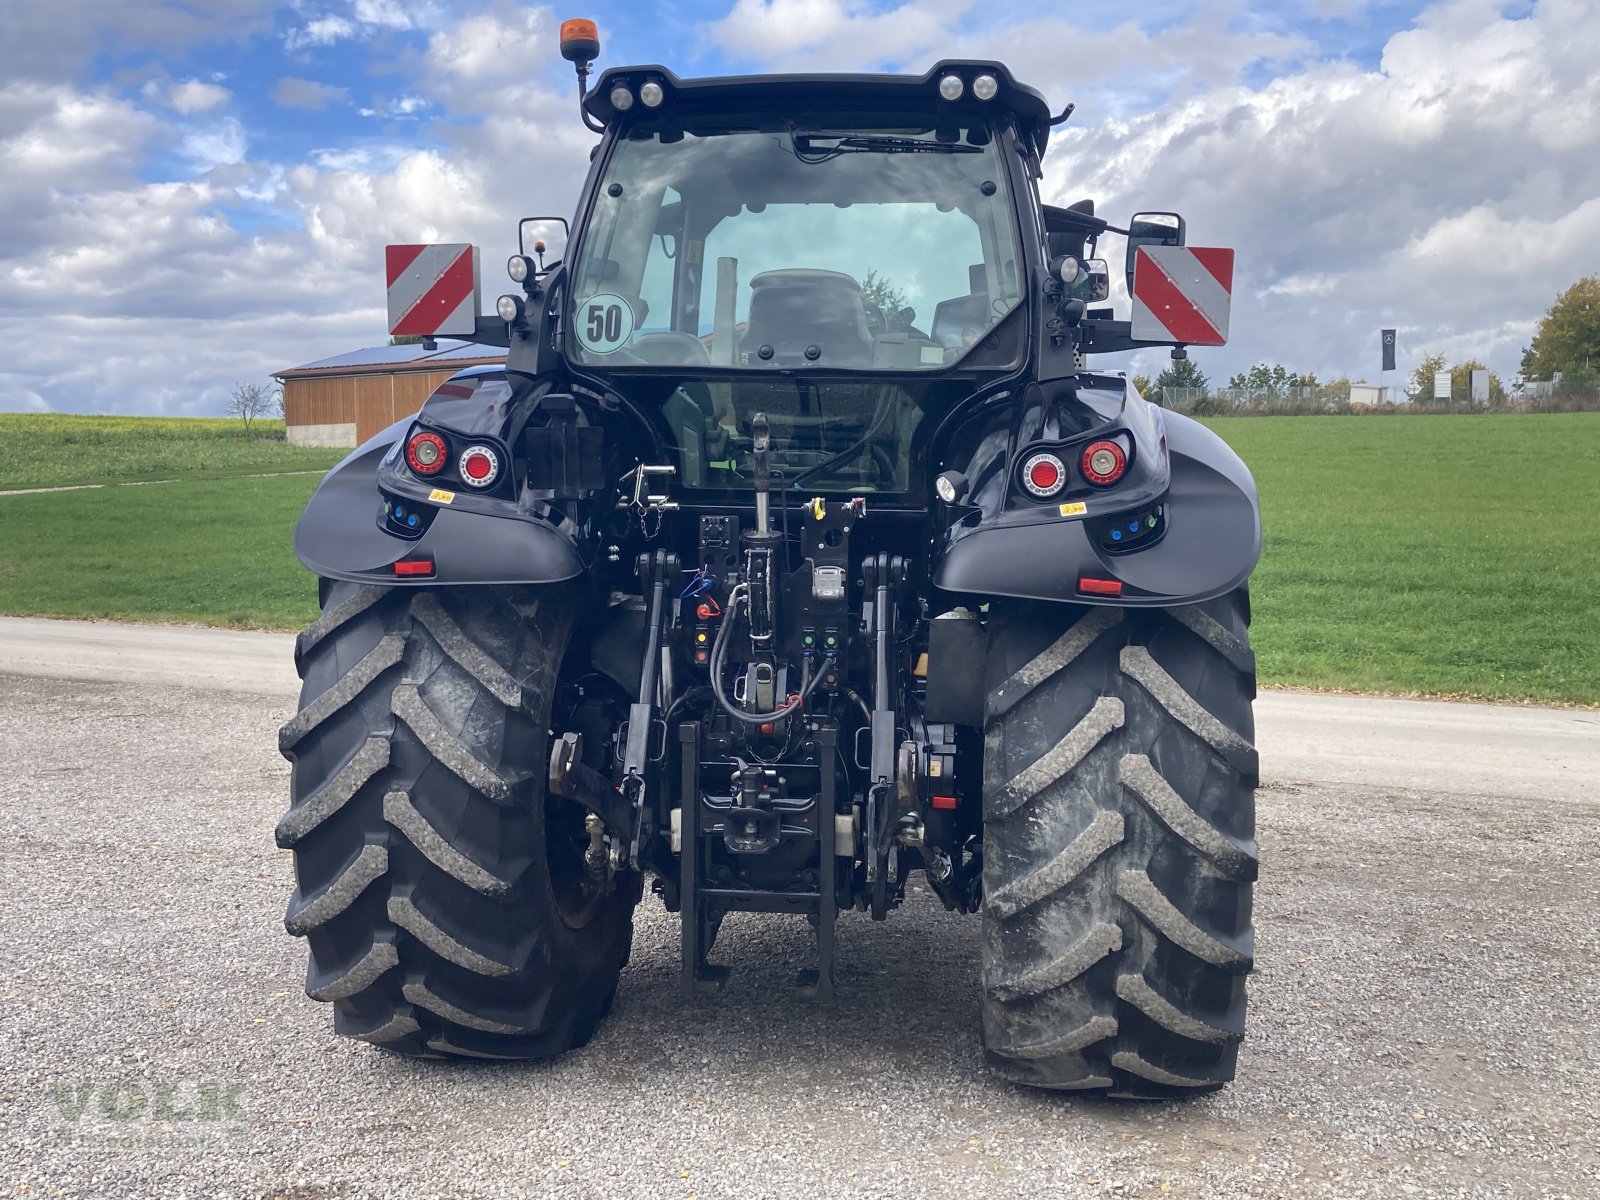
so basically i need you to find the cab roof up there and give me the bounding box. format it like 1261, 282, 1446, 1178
584, 61, 1057, 158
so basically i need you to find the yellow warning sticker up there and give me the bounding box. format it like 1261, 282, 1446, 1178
429, 488, 456, 504
1058, 501, 1087, 517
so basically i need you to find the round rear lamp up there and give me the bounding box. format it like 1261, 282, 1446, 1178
1021, 451, 1066, 498
458, 444, 501, 488
639, 81, 664, 108
405, 431, 447, 476
1081, 439, 1128, 486
938, 74, 964, 101
972, 74, 999, 101
609, 85, 634, 111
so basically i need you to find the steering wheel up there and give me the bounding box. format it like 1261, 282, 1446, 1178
628, 331, 713, 366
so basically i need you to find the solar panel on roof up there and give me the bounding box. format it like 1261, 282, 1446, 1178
280, 340, 506, 374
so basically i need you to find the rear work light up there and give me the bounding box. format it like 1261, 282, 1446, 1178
1081, 439, 1128, 486
405, 431, 447, 476
458, 444, 501, 488
1021, 451, 1067, 498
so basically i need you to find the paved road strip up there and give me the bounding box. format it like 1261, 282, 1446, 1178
1, 613, 1593, 804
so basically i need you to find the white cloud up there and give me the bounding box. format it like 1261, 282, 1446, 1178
167, 79, 231, 114
1046, 0, 1600, 382
180, 117, 248, 168
4, 0, 1598, 417
284, 14, 357, 51
352, 0, 414, 29
1, 0, 275, 85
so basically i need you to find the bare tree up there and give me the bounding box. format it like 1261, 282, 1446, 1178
227, 381, 274, 437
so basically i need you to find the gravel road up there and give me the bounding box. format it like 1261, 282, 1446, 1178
1, 618, 1597, 1199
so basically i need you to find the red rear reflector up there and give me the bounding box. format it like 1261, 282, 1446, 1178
1081, 439, 1128, 486
1078, 577, 1123, 596
931, 794, 958, 811
394, 560, 434, 576
405, 431, 447, 476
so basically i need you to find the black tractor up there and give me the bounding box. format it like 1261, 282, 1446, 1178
277, 21, 1260, 1097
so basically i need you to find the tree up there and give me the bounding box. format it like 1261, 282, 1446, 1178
1153, 358, 1209, 395
1520, 275, 1600, 380
859, 268, 908, 315
1410, 352, 1447, 401
228, 381, 275, 436
1131, 374, 1152, 396
389, 334, 425, 346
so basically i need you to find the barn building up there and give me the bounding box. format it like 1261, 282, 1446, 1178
276, 341, 506, 447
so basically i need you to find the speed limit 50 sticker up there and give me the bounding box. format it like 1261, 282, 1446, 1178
575, 293, 634, 354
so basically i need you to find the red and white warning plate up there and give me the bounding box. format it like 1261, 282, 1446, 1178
385, 244, 481, 339
1129, 246, 1234, 346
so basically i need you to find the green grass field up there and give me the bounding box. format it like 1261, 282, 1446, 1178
0, 413, 345, 491
1201, 413, 1600, 703
0, 412, 1595, 703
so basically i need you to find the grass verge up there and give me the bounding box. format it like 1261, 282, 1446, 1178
0, 413, 346, 491
1201, 413, 1600, 704
0, 474, 320, 629
0, 413, 1595, 703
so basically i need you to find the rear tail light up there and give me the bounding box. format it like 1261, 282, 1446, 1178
1020, 451, 1067, 498
405, 431, 448, 476
1078, 576, 1123, 596
458, 444, 501, 488
1081, 439, 1127, 486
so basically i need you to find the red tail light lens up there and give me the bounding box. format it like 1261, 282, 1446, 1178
1021, 452, 1066, 498
1081, 439, 1127, 486
405, 431, 448, 476
458, 444, 501, 488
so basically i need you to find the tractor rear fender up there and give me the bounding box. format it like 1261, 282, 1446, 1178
293, 372, 590, 587
933, 404, 1260, 607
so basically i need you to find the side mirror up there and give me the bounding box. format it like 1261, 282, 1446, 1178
518, 217, 570, 271
1075, 257, 1110, 304
1125, 212, 1185, 286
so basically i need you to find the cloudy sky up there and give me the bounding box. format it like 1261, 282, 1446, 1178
1, 0, 1594, 413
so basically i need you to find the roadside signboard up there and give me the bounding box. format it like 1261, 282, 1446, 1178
386, 244, 480, 339
1130, 246, 1234, 345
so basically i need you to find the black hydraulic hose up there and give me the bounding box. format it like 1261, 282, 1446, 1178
709, 586, 831, 724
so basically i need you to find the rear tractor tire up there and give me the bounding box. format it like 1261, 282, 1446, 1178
276, 581, 640, 1060
980, 591, 1258, 1096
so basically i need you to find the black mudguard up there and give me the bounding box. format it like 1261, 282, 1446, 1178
934, 408, 1259, 607
293, 418, 587, 587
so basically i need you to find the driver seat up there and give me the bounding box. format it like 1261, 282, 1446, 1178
739, 270, 874, 367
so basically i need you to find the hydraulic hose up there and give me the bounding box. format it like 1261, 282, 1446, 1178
709, 584, 832, 725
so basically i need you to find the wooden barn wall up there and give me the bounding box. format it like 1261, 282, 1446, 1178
285, 369, 466, 443
282, 375, 355, 427
351, 370, 458, 443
